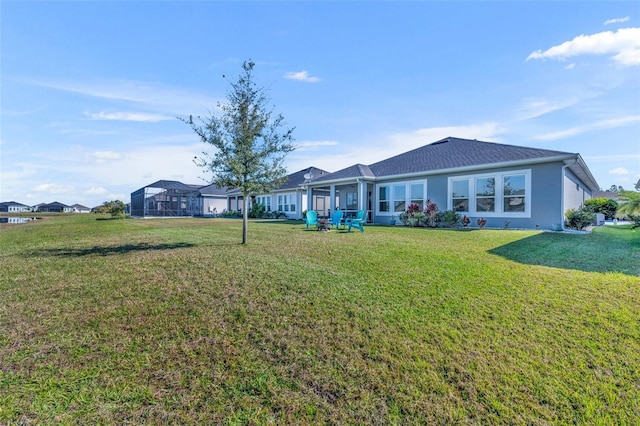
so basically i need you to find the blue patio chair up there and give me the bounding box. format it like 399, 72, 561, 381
305, 210, 318, 229
330, 210, 344, 229
346, 210, 366, 233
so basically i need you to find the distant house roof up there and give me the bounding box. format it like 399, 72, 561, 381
310, 137, 599, 191
72, 204, 91, 210
198, 183, 229, 196
0, 201, 31, 208
145, 180, 199, 192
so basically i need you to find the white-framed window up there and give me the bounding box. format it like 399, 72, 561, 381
277, 193, 296, 213
378, 186, 390, 212
256, 195, 272, 211
376, 180, 428, 215
448, 170, 530, 217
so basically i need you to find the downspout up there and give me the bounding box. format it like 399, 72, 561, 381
561, 158, 578, 231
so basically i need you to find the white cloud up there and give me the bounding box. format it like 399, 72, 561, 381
584, 153, 640, 162
609, 167, 630, 176
30, 78, 220, 116
604, 17, 629, 26
532, 115, 640, 141
295, 140, 338, 151
284, 71, 321, 83
516, 97, 583, 120
387, 123, 505, 151
526, 27, 640, 66
33, 183, 76, 194
87, 111, 172, 122
92, 151, 124, 163
85, 187, 108, 195
564, 63, 576, 70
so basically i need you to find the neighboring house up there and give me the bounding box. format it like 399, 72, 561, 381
35, 201, 73, 213
0, 201, 32, 212
130, 180, 228, 217
197, 183, 229, 216
71, 204, 91, 213
248, 167, 331, 219
306, 137, 599, 231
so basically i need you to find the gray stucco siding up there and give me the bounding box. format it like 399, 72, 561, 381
372, 161, 568, 230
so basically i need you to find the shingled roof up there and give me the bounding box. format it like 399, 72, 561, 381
311, 137, 582, 184
278, 166, 331, 190
370, 137, 574, 177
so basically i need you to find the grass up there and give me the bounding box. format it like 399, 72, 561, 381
1, 214, 638, 424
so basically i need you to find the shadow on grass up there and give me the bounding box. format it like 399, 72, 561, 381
32, 242, 196, 257
489, 227, 639, 276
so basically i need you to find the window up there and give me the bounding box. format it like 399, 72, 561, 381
256, 196, 271, 211
277, 193, 296, 213
376, 180, 427, 215
475, 177, 495, 213
448, 170, 530, 217
393, 185, 406, 212
410, 183, 424, 207
378, 186, 389, 212
346, 192, 358, 210
503, 174, 526, 213
451, 179, 469, 212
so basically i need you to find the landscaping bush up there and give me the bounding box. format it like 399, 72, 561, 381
565, 207, 596, 230
249, 203, 266, 218
627, 213, 640, 229
439, 210, 461, 227
399, 200, 441, 227
584, 198, 618, 219
399, 203, 423, 227
423, 199, 440, 228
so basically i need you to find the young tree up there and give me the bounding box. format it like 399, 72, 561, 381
183, 60, 295, 244
96, 200, 126, 218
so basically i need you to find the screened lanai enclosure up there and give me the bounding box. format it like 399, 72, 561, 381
130, 180, 201, 217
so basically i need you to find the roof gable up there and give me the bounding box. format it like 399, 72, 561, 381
312, 164, 374, 183
276, 166, 331, 190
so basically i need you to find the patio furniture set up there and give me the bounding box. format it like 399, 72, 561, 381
305, 209, 366, 233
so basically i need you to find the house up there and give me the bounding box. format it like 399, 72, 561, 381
305, 137, 599, 231
130, 180, 228, 217
246, 167, 330, 219
71, 204, 91, 213
197, 183, 229, 216
35, 201, 73, 213
0, 201, 32, 213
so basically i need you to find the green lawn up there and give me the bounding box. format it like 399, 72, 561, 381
1, 215, 638, 424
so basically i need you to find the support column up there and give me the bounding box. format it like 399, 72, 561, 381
329, 185, 336, 211
306, 187, 313, 212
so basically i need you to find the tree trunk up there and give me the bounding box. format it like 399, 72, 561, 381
242, 195, 249, 244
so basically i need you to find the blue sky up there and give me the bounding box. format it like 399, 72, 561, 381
2, 1, 639, 207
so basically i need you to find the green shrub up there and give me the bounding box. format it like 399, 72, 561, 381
440, 210, 461, 227
584, 198, 618, 219
628, 213, 640, 229
565, 208, 596, 230
249, 203, 265, 218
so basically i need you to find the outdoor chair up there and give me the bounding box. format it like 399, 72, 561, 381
330, 210, 344, 230
345, 210, 366, 233
305, 210, 318, 229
